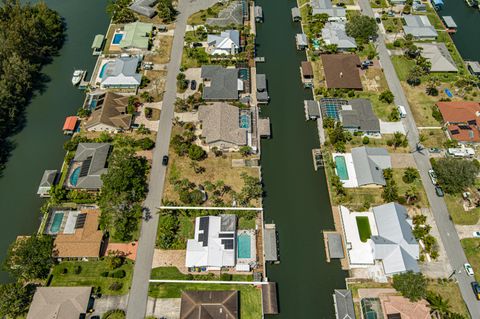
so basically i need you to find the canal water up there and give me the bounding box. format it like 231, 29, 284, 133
442, 0, 480, 61
256, 0, 347, 317
0, 0, 109, 282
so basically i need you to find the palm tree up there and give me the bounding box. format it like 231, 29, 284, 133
427, 292, 450, 315
403, 167, 419, 183
405, 185, 418, 204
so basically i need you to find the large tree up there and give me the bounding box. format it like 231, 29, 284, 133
157, 0, 177, 22
433, 158, 480, 194
392, 271, 427, 301
3, 235, 54, 281
0, 283, 34, 318
346, 15, 378, 43
106, 0, 136, 23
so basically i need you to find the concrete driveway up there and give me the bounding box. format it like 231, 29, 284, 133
456, 225, 480, 239
92, 295, 128, 316
379, 120, 405, 134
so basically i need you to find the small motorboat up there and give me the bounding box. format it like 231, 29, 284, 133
71, 70, 85, 86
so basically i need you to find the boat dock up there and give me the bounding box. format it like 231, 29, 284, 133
261, 282, 279, 315
264, 224, 279, 263
254, 57, 265, 62
323, 231, 345, 263
312, 149, 324, 171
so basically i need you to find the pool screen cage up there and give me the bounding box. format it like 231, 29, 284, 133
319, 98, 348, 121
360, 298, 383, 319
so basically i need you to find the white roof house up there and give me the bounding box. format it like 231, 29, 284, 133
186, 215, 237, 268
417, 43, 458, 72
310, 0, 346, 21
371, 203, 419, 275
322, 22, 357, 50
403, 15, 438, 39
207, 30, 240, 56
100, 56, 142, 89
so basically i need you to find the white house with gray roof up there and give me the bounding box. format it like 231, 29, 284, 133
403, 15, 438, 39
67, 143, 111, 190
100, 56, 142, 89
417, 43, 458, 72
206, 1, 244, 27
129, 0, 157, 18
340, 99, 380, 134
186, 215, 237, 269
207, 30, 240, 56
310, 0, 346, 21
198, 103, 248, 151
371, 203, 419, 275
322, 22, 356, 50
201, 66, 242, 100
351, 146, 391, 187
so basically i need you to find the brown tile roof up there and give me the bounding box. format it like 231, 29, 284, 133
437, 101, 480, 142
85, 92, 132, 130
321, 54, 362, 89
301, 61, 313, 78
380, 295, 430, 319
53, 209, 103, 258
27, 287, 91, 319
180, 290, 238, 319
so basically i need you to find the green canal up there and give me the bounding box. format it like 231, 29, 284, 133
256, 0, 347, 317
0, 0, 109, 282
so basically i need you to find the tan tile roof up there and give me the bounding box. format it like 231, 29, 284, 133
380, 295, 430, 319
321, 54, 362, 89
53, 209, 103, 258
27, 287, 91, 319
85, 92, 132, 130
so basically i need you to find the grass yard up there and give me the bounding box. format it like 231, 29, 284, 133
391, 56, 416, 82
239, 216, 256, 229
427, 279, 469, 317
187, 2, 225, 25
144, 36, 173, 64
401, 83, 442, 127
356, 216, 372, 242
49, 260, 133, 295
393, 168, 429, 208
346, 135, 411, 153
151, 266, 253, 281
357, 91, 395, 121
419, 129, 447, 148
361, 67, 389, 93
149, 283, 262, 319
382, 18, 404, 33
370, 0, 388, 8
461, 238, 480, 282
445, 194, 480, 225
344, 188, 383, 211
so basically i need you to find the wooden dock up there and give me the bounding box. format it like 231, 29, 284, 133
312, 149, 323, 171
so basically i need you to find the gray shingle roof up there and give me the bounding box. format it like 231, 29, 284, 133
129, 0, 157, 18
322, 22, 357, 49
37, 170, 58, 195
101, 56, 142, 87
306, 100, 321, 117
417, 43, 458, 72
403, 15, 438, 38
333, 289, 355, 319
340, 99, 380, 132
442, 16, 457, 28
198, 103, 247, 146
72, 143, 111, 190
371, 203, 420, 275
201, 66, 239, 100
351, 146, 391, 186
327, 233, 345, 259
311, 0, 346, 18
206, 1, 244, 27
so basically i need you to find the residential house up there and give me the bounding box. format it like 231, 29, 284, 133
380, 294, 430, 319
352, 146, 391, 187
413, 0, 427, 12
417, 43, 458, 72
291, 7, 301, 22
201, 66, 242, 100
180, 290, 238, 319
37, 170, 58, 197
207, 30, 240, 56
100, 56, 142, 90
310, 0, 346, 21
206, 1, 244, 27
53, 209, 105, 260
403, 15, 438, 40
27, 287, 92, 319
66, 143, 111, 190
256, 73, 269, 103
296, 33, 308, 50
340, 99, 380, 134
333, 290, 355, 319
371, 203, 419, 275
436, 101, 480, 143
185, 215, 237, 269
198, 103, 248, 150
129, 0, 157, 18
321, 54, 362, 90
119, 22, 153, 51
322, 22, 357, 50
85, 91, 132, 132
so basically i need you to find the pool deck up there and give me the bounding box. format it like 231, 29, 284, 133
332, 153, 358, 188
236, 230, 257, 267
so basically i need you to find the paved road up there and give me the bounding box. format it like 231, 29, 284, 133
126, 1, 217, 318
358, 1, 480, 317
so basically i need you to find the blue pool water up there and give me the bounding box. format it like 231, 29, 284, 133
69, 167, 81, 186
240, 114, 250, 129
112, 33, 123, 45
445, 88, 453, 97
89, 99, 98, 110
335, 156, 349, 180
50, 212, 64, 233
237, 233, 251, 259
99, 63, 108, 78
239, 68, 249, 80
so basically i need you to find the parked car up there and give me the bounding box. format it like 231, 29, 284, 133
435, 186, 444, 197
473, 231, 480, 238
429, 148, 441, 153
465, 263, 474, 276
472, 282, 480, 300
192, 42, 203, 48
428, 169, 438, 185
397, 105, 407, 118
190, 79, 197, 90
162, 155, 169, 166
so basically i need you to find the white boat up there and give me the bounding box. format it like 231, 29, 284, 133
71, 70, 85, 86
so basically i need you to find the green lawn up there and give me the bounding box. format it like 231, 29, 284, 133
419, 129, 447, 148
149, 283, 262, 319
461, 238, 480, 282
356, 216, 372, 242
391, 56, 416, 82
187, 3, 225, 25
383, 18, 404, 33
151, 266, 253, 281
239, 216, 256, 229
445, 194, 480, 225
49, 260, 133, 295
393, 168, 430, 208
357, 92, 395, 121
427, 280, 469, 317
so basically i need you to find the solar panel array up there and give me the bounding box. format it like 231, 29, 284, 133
79, 156, 92, 177
198, 217, 209, 247
219, 233, 234, 238
221, 239, 234, 250
75, 213, 87, 229
468, 119, 477, 125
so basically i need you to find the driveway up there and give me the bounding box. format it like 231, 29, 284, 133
358, 0, 480, 316
379, 120, 405, 134
146, 297, 181, 319
456, 225, 480, 239
92, 295, 128, 316
126, 0, 219, 318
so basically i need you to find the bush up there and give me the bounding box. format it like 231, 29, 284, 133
110, 269, 126, 279
109, 282, 123, 291
106, 256, 125, 270
102, 309, 126, 319
188, 144, 206, 161
74, 265, 82, 274
362, 136, 370, 145
392, 271, 427, 301
100, 271, 109, 277
220, 273, 232, 281
136, 137, 155, 150
379, 90, 394, 104
62, 268, 68, 274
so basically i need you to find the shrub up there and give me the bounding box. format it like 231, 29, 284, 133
62, 268, 68, 274
110, 269, 126, 279
74, 265, 82, 274
144, 107, 153, 118
136, 137, 155, 150
101, 271, 109, 277
109, 282, 123, 291
188, 144, 207, 161
220, 273, 232, 281
106, 255, 125, 270
362, 136, 370, 145
379, 90, 394, 104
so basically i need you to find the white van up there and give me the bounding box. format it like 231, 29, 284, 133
397, 105, 407, 118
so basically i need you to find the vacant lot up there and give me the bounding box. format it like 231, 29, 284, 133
445, 194, 480, 225
461, 238, 480, 282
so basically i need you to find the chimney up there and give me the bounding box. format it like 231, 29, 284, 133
339, 72, 343, 78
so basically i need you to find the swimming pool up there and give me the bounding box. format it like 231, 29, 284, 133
69, 167, 81, 186
99, 63, 108, 79
240, 113, 250, 129
50, 212, 64, 233
239, 68, 249, 80
112, 33, 123, 45
237, 233, 251, 259
335, 156, 349, 180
